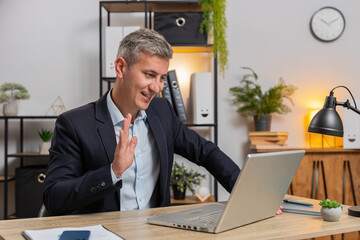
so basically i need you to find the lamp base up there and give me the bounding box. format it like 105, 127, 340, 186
348, 206, 360, 217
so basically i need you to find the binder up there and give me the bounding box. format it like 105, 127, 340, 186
281, 202, 321, 216
189, 72, 214, 124
105, 27, 123, 78
161, 76, 173, 106
167, 70, 187, 122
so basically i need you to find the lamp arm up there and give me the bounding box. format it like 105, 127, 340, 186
336, 100, 360, 115
330, 85, 358, 109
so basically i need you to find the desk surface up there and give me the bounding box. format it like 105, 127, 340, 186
1, 195, 360, 240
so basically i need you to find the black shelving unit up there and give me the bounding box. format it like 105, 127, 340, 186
0, 116, 57, 219
99, 1, 219, 201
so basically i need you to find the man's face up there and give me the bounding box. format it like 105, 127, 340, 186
115, 52, 169, 114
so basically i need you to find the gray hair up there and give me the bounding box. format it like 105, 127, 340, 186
116, 29, 173, 68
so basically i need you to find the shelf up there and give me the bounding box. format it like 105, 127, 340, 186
185, 123, 215, 127
99, 0, 219, 202
7, 152, 50, 158
102, 77, 116, 83
172, 45, 213, 53
0, 115, 58, 119
0, 175, 15, 182
101, 1, 202, 13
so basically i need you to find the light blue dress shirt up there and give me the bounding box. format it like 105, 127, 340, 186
107, 90, 160, 211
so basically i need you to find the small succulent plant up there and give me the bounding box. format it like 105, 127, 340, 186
38, 129, 53, 142
319, 198, 342, 208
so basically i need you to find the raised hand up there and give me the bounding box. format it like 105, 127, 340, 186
112, 113, 138, 177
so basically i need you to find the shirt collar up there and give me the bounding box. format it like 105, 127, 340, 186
106, 89, 147, 126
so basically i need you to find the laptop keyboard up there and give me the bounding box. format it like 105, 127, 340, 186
185, 211, 222, 224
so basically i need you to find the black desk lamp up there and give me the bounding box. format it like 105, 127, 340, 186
308, 85, 360, 217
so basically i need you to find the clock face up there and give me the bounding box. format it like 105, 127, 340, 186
310, 7, 346, 42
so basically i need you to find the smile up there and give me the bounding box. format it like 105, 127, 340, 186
141, 92, 152, 100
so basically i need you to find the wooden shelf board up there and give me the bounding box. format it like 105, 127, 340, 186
172, 46, 213, 53
102, 1, 202, 13
0, 175, 15, 182
7, 152, 50, 157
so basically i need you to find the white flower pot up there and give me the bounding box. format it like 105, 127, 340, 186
321, 206, 343, 222
39, 142, 51, 155
3, 98, 18, 116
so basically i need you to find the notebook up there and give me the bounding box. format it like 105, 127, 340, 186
147, 150, 305, 233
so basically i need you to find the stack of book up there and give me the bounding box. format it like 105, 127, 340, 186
249, 131, 288, 150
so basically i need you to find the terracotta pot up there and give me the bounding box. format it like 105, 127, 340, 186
321, 206, 343, 222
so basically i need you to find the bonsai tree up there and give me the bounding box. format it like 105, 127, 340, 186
199, 0, 228, 74
229, 67, 297, 118
170, 162, 206, 197
0, 82, 30, 103
38, 129, 53, 142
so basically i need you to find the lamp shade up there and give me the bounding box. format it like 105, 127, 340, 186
308, 107, 343, 137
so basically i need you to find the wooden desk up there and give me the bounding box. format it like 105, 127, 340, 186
0, 196, 360, 240
171, 195, 215, 205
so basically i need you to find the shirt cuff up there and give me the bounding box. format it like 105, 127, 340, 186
110, 163, 122, 185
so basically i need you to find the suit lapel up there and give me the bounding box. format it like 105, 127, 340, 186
95, 93, 116, 164
146, 106, 168, 202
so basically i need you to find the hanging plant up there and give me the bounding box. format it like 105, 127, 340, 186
199, 0, 228, 74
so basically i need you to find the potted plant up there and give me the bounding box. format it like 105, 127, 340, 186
229, 67, 297, 131
319, 198, 343, 222
199, 0, 228, 74
0, 82, 30, 116
170, 161, 206, 200
38, 128, 53, 154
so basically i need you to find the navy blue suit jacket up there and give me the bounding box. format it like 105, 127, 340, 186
43, 94, 240, 215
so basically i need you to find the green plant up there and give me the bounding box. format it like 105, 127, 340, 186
199, 0, 228, 74
170, 162, 206, 194
38, 129, 53, 142
0, 83, 30, 103
319, 198, 342, 208
229, 67, 297, 118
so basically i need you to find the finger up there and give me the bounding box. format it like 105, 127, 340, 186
129, 136, 138, 154
279, 206, 283, 210
122, 114, 131, 137
119, 128, 127, 147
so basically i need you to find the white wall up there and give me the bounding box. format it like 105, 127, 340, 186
1, 0, 360, 217
217, 0, 360, 200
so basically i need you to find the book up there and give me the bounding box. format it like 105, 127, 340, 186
281, 201, 321, 216
22, 224, 123, 240
249, 131, 288, 147
168, 70, 188, 122
248, 131, 288, 137
249, 139, 287, 145
249, 144, 288, 150
161, 76, 173, 106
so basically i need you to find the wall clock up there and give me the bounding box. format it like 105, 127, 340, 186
310, 7, 346, 42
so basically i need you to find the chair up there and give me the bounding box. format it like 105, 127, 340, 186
38, 204, 50, 217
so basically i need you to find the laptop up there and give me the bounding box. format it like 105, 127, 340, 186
147, 150, 305, 233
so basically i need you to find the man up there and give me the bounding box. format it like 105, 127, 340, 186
43, 29, 240, 215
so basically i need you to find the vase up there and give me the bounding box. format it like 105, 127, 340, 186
172, 185, 186, 200
2, 98, 18, 116
321, 206, 343, 222
253, 114, 271, 131
39, 142, 51, 155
